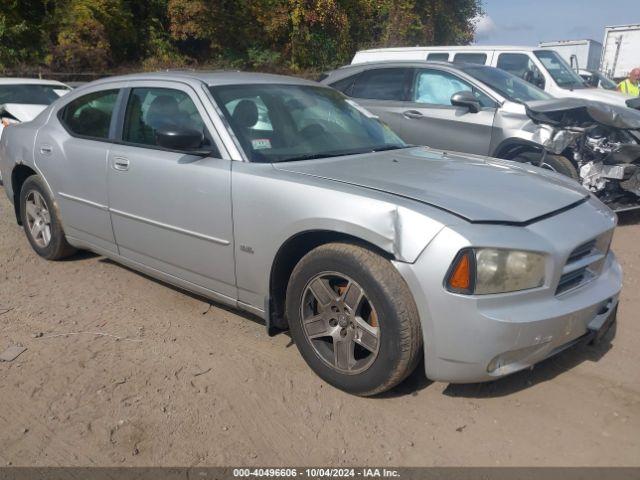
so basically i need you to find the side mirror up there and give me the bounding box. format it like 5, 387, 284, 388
450, 91, 481, 113
156, 128, 205, 152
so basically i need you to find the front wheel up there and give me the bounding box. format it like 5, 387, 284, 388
19, 175, 76, 260
286, 243, 422, 396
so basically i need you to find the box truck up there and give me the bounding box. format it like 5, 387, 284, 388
538, 39, 602, 71
601, 24, 640, 80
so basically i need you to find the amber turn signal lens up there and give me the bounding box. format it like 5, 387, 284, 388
448, 251, 471, 291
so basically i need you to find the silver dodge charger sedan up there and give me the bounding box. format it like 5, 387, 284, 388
0, 71, 622, 396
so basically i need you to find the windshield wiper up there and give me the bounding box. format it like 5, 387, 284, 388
276, 145, 408, 163
370, 144, 407, 152
276, 151, 356, 163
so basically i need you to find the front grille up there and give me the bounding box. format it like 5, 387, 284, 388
566, 239, 596, 264
555, 233, 612, 296
556, 267, 590, 295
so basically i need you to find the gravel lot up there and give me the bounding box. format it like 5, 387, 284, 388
0, 191, 638, 467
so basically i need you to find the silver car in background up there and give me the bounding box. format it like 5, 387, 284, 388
0, 71, 621, 395
321, 61, 640, 211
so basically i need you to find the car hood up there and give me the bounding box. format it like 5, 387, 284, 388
561, 87, 632, 107
273, 147, 589, 224
0, 103, 48, 122
525, 98, 640, 130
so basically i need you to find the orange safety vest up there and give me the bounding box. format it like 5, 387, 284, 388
618, 78, 640, 96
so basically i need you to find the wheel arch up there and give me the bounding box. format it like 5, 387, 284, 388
11, 164, 38, 225
492, 138, 545, 160
267, 230, 395, 332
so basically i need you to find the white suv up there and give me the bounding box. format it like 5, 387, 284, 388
352, 46, 636, 108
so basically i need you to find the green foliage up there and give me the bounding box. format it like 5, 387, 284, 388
0, 0, 482, 74
0, 0, 54, 69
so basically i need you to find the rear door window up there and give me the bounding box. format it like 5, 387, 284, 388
351, 68, 411, 101
453, 53, 488, 65
60, 89, 119, 139
122, 87, 212, 148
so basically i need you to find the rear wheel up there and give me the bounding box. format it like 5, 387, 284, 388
19, 175, 76, 260
512, 152, 579, 180
286, 243, 422, 396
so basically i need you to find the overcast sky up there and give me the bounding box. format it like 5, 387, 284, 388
474, 0, 639, 46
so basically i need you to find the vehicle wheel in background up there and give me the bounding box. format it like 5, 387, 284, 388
286, 242, 422, 396
512, 152, 579, 180
19, 175, 76, 260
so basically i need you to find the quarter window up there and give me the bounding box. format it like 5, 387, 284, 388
413, 70, 493, 107
122, 87, 211, 148
60, 89, 119, 139
351, 68, 410, 101
453, 53, 487, 65
328, 75, 357, 96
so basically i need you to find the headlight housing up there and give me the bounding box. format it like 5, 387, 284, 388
446, 248, 546, 295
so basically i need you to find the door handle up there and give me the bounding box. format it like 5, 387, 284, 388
39, 145, 53, 155
403, 110, 424, 119
113, 156, 130, 171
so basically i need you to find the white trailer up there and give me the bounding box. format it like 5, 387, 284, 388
538, 39, 602, 71
601, 24, 640, 80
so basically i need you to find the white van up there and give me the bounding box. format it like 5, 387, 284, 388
351, 46, 634, 108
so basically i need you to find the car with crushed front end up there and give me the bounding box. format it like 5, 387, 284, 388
0, 71, 622, 396
321, 61, 640, 212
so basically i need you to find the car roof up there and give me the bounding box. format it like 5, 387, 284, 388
356, 45, 538, 54
327, 60, 480, 74
0, 78, 70, 87
84, 70, 320, 88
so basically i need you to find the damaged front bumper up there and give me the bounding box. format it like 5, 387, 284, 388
394, 197, 622, 383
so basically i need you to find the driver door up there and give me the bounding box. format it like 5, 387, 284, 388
107, 82, 236, 299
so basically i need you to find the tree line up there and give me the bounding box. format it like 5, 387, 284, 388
0, 0, 482, 75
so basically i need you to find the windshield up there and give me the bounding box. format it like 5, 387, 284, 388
210, 84, 406, 163
0, 84, 71, 105
460, 65, 552, 103
534, 50, 587, 89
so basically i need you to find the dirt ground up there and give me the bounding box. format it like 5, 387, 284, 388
0, 191, 638, 467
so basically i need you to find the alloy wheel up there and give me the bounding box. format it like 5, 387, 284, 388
300, 272, 380, 375
25, 190, 52, 248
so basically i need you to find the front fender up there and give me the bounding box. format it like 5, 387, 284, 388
278, 207, 444, 264
231, 162, 450, 313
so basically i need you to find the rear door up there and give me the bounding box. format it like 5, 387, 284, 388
398, 68, 497, 155
106, 81, 236, 299
343, 67, 414, 136
35, 85, 124, 254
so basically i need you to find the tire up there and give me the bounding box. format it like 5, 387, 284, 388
513, 152, 579, 180
286, 242, 422, 396
19, 175, 76, 260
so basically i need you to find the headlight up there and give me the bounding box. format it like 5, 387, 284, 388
446, 248, 545, 295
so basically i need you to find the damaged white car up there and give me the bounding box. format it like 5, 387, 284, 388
0, 78, 72, 182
